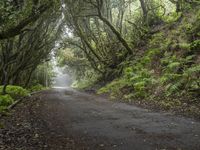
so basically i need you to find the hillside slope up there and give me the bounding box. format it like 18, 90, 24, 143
98, 6, 200, 117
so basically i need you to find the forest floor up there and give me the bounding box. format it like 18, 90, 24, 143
0, 88, 200, 150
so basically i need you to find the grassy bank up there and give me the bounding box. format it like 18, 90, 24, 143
96, 8, 200, 117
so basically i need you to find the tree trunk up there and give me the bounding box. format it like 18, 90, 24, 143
25, 67, 35, 88
75, 22, 104, 63
139, 0, 148, 24
2, 66, 8, 95
0, 4, 51, 40
98, 14, 133, 55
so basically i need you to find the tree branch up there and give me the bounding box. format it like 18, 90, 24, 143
0, 4, 52, 40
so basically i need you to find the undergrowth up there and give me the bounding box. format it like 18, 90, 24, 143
29, 84, 47, 92
0, 84, 47, 113
0, 85, 29, 113
97, 9, 200, 116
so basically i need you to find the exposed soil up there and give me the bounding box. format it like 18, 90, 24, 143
0, 88, 200, 150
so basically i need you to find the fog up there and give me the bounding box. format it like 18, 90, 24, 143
53, 67, 72, 88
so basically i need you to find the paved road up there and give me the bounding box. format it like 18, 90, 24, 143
2, 88, 200, 150
28, 87, 200, 150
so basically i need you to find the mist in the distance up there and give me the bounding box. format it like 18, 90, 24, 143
53, 67, 72, 88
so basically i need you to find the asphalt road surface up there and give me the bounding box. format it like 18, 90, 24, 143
1, 88, 200, 150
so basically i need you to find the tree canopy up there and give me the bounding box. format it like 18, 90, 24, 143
0, 0, 199, 110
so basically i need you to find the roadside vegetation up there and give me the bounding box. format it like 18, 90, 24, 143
97, 9, 200, 115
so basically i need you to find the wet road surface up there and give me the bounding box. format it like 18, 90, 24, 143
1, 87, 200, 150
33, 88, 200, 150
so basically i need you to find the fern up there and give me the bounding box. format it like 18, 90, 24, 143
167, 62, 181, 71
184, 65, 200, 74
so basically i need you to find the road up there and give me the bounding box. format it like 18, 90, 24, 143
1, 88, 200, 150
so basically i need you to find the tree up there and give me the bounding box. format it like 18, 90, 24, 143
0, 0, 62, 94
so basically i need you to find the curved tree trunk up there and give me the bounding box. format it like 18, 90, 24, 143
98, 14, 133, 55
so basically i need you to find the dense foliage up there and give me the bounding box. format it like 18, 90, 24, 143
0, 0, 199, 115
0, 0, 61, 94
0, 0, 61, 110
0, 85, 28, 112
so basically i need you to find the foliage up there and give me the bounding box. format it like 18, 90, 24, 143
0, 0, 61, 92
160, 52, 199, 97
128, 69, 157, 98
0, 0, 199, 115
0, 94, 14, 113
98, 20, 200, 107
72, 71, 100, 89
98, 51, 158, 99
30, 63, 56, 87
0, 85, 29, 99
190, 40, 200, 52
0, 94, 14, 107
162, 12, 182, 23
72, 80, 95, 90
29, 84, 46, 92
97, 78, 129, 99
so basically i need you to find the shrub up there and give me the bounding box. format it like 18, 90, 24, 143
0, 85, 29, 99
29, 84, 46, 92
0, 94, 14, 107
